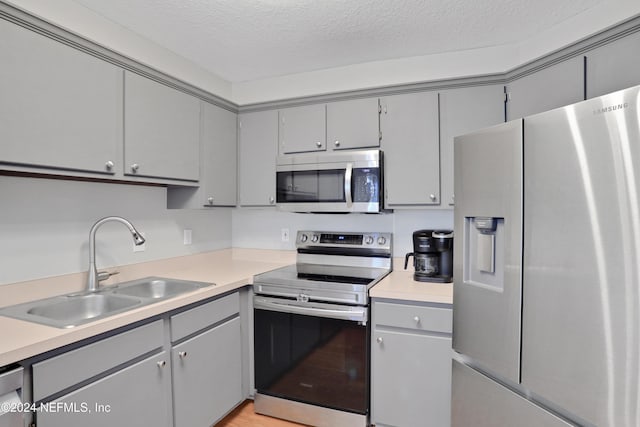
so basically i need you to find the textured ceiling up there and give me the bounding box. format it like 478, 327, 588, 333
70, 0, 601, 82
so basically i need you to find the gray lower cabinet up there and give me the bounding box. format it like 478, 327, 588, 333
124, 71, 200, 182
380, 91, 440, 206
439, 85, 505, 207
238, 110, 279, 206
172, 317, 242, 427
326, 98, 380, 150
371, 300, 453, 427
37, 351, 171, 427
33, 320, 169, 427
0, 18, 122, 175
171, 292, 243, 427
506, 56, 584, 120
585, 30, 640, 99
30, 292, 244, 427
279, 104, 327, 154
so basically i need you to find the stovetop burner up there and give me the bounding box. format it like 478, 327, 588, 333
253, 230, 392, 306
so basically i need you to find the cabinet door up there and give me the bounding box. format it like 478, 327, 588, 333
37, 351, 171, 427
585, 31, 640, 99
202, 102, 237, 206
380, 91, 440, 206
124, 71, 200, 181
372, 329, 452, 427
0, 19, 121, 175
238, 110, 278, 206
506, 56, 584, 120
172, 317, 242, 427
440, 85, 505, 207
326, 98, 380, 150
279, 104, 326, 154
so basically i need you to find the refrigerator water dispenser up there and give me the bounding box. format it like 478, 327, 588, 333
464, 217, 504, 290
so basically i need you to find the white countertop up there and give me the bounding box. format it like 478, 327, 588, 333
0, 248, 295, 366
369, 258, 453, 305
0, 250, 453, 366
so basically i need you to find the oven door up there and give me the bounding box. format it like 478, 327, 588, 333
254, 296, 369, 415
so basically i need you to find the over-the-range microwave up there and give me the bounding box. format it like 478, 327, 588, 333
276, 149, 384, 213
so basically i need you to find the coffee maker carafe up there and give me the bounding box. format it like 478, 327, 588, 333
404, 230, 453, 282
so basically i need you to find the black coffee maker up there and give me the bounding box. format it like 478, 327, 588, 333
404, 230, 453, 283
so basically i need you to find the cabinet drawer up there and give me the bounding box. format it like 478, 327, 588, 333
374, 301, 452, 333
170, 292, 239, 342
33, 320, 163, 401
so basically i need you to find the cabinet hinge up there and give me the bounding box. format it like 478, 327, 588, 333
378, 104, 382, 114
379, 131, 382, 141
504, 92, 509, 103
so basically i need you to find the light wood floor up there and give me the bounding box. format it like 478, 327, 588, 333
216, 400, 306, 427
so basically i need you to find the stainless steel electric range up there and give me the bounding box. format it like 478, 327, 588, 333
253, 230, 392, 427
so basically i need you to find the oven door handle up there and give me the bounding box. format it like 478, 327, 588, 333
254, 297, 367, 323
344, 162, 353, 208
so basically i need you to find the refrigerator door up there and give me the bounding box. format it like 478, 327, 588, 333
522, 85, 640, 427
453, 120, 523, 383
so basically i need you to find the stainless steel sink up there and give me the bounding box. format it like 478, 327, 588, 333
112, 277, 206, 300
28, 294, 141, 327
0, 277, 214, 328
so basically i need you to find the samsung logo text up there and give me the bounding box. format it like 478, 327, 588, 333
593, 102, 629, 115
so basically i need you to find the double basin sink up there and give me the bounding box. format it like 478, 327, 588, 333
0, 277, 214, 329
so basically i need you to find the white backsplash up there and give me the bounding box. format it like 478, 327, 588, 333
0, 176, 232, 286
232, 207, 454, 257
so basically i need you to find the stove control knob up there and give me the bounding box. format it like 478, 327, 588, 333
300, 234, 308, 243
365, 236, 374, 245
377, 236, 387, 245
311, 235, 319, 243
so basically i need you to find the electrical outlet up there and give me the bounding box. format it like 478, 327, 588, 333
281, 228, 290, 242
133, 232, 146, 252
183, 229, 193, 245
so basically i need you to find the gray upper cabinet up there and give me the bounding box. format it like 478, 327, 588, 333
0, 19, 121, 175
279, 104, 326, 154
506, 56, 584, 120
124, 71, 200, 182
585, 30, 640, 99
239, 110, 279, 206
166, 102, 238, 209
439, 85, 505, 207
326, 98, 380, 150
380, 91, 440, 206
201, 103, 237, 206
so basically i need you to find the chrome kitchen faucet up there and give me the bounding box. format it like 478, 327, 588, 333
87, 216, 145, 292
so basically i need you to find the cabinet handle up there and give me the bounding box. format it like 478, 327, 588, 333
334, 140, 340, 147
207, 196, 214, 205
105, 160, 114, 170
413, 316, 420, 323
269, 196, 275, 204
178, 351, 188, 359
131, 163, 140, 173
429, 194, 437, 201
157, 360, 166, 368
316, 141, 322, 148
376, 337, 383, 344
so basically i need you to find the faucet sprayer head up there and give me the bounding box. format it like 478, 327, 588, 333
132, 230, 146, 246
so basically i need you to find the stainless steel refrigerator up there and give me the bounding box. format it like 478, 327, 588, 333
452, 85, 640, 427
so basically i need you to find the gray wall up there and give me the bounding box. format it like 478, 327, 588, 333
232, 208, 454, 257
0, 176, 232, 285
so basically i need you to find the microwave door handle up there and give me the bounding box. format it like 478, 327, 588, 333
345, 163, 353, 207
